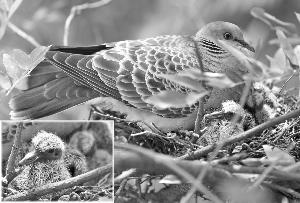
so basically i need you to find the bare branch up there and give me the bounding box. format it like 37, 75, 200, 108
63, 0, 112, 45
8, 22, 40, 47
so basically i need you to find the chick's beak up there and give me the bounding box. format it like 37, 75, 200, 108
18, 151, 39, 166
234, 38, 255, 53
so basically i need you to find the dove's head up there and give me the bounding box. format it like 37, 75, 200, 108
195, 21, 255, 75
195, 21, 255, 55
19, 131, 65, 166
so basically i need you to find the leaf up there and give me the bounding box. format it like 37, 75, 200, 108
219, 178, 276, 203
218, 40, 266, 79
251, 7, 296, 34
294, 45, 300, 67
275, 29, 298, 67
202, 72, 239, 88
296, 12, 300, 24
266, 48, 291, 75
145, 90, 208, 109
157, 73, 204, 92
263, 145, 295, 165
159, 69, 239, 91
176, 68, 205, 80
269, 37, 300, 46
159, 175, 181, 184
2, 46, 50, 94
241, 158, 263, 167
0, 72, 11, 90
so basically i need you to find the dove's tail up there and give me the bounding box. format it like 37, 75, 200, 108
8, 45, 114, 119
9, 63, 100, 119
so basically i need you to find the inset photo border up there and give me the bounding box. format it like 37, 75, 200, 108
1, 120, 113, 202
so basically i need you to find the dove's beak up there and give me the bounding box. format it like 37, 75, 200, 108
18, 151, 39, 166
234, 39, 255, 53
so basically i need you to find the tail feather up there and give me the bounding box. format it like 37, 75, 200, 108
9, 72, 101, 119
9, 44, 116, 119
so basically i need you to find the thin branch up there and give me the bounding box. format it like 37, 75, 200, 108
178, 109, 300, 159
2, 167, 23, 187
114, 143, 280, 202
7, 0, 24, 19
216, 165, 300, 182
7, 22, 40, 47
63, 0, 112, 45
178, 107, 300, 160
194, 98, 204, 135
4, 122, 23, 185
279, 70, 297, 94
4, 164, 112, 201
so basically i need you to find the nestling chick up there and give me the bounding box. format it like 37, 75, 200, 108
9, 131, 87, 199
197, 100, 255, 146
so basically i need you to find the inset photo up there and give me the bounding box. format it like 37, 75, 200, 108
1, 120, 113, 202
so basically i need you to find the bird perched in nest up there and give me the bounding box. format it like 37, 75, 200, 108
9, 131, 87, 197
9, 21, 256, 132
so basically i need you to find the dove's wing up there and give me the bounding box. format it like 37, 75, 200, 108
10, 35, 202, 119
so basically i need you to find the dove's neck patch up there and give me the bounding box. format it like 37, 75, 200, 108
199, 38, 227, 55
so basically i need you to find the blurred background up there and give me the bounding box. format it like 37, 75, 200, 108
0, 0, 299, 120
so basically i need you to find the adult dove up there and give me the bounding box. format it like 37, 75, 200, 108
9, 21, 255, 132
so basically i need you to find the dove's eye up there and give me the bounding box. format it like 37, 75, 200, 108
223, 32, 233, 40
47, 149, 54, 153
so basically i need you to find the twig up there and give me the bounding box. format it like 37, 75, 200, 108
178, 108, 300, 160
279, 70, 297, 94
194, 98, 204, 136
216, 165, 300, 182
115, 178, 129, 198
2, 167, 23, 187
239, 78, 252, 108
63, 0, 112, 45
114, 168, 136, 184
7, 22, 40, 47
4, 164, 112, 201
7, 0, 24, 19
4, 122, 23, 185
211, 152, 248, 165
